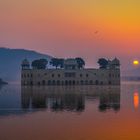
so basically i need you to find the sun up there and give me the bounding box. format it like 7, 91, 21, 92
133, 60, 139, 66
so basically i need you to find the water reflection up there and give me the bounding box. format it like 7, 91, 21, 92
21, 86, 120, 113
99, 91, 120, 112
134, 92, 139, 109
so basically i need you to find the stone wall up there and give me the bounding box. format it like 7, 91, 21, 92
21, 68, 120, 86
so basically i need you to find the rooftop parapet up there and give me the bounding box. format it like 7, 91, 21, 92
64, 58, 79, 70
21, 59, 30, 70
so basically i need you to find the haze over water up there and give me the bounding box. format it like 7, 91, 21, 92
0, 82, 140, 140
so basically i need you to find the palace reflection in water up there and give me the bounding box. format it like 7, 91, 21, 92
21, 86, 120, 112
2, 83, 140, 140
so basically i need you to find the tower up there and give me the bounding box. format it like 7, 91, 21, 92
108, 58, 120, 69
111, 58, 120, 69
21, 59, 30, 70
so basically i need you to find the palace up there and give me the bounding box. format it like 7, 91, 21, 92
21, 58, 120, 86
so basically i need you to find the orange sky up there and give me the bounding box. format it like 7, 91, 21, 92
0, 0, 140, 66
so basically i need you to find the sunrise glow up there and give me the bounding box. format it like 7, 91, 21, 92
1, 0, 140, 63
133, 60, 139, 66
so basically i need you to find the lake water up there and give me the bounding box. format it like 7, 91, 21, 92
0, 82, 140, 140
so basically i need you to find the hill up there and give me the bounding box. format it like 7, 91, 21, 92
0, 48, 52, 82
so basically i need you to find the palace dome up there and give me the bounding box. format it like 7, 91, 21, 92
111, 58, 120, 65
21, 59, 30, 66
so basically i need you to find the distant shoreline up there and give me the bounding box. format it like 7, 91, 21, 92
0, 78, 8, 85
121, 76, 140, 81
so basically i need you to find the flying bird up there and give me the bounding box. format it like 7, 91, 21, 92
94, 30, 99, 34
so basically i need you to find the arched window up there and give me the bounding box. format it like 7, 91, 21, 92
57, 80, 60, 85
38, 82, 40, 86
80, 80, 84, 85
23, 81, 25, 85
100, 81, 103, 85
48, 80, 51, 85
89, 80, 93, 85
95, 80, 99, 85
61, 81, 64, 85
85, 80, 88, 85
109, 81, 112, 85
77, 81, 79, 85
69, 80, 72, 85
52, 80, 56, 85
73, 80, 75, 85
42, 80, 45, 85
65, 80, 68, 85
30, 81, 33, 86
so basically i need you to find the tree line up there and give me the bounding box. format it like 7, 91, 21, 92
31, 57, 109, 70
31, 57, 85, 69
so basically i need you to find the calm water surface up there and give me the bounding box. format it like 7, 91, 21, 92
0, 82, 140, 140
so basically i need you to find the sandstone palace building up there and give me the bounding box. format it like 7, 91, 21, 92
21, 58, 120, 86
